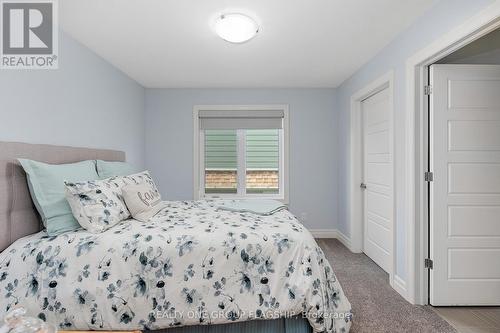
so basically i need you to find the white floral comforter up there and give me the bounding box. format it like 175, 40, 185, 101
0, 200, 352, 332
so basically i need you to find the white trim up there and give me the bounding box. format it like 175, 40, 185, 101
311, 227, 407, 298
308, 229, 353, 251
349, 71, 397, 292
236, 129, 246, 196
193, 105, 290, 203
309, 229, 339, 238
193, 108, 201, 199
335, 229, 353, 252
393, 275, 409, 302
405, 0, 500, 305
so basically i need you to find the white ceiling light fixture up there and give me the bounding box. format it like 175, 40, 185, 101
214, 13, 259, 43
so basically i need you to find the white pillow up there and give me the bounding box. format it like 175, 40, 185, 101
65, 171, 155, 233
122, 180, 164, 222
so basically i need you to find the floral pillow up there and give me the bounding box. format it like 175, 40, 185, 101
64, 171, 155, 233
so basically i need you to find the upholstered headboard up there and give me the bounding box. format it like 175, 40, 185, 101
0, 141, 125, 252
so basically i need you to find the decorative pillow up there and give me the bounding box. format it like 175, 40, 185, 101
122, 178, 164, 222
65, 179, 130, 233
96, 160, 137, 179
18, 159, 99, 236
64, 171, 155, 233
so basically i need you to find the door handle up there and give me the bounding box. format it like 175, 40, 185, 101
360, 183, 367, 189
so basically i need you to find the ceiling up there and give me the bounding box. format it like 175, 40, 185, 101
60, 0, 435, 88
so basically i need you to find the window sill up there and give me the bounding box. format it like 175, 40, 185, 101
199, 194, 288, 205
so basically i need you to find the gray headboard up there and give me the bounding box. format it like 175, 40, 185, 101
0, 141, 125, 252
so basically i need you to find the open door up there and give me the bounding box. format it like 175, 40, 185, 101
361, 87, 393, 274
429, 64, 500, 305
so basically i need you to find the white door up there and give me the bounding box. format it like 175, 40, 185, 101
362, 87, 393, 274
430, 64, 500, 305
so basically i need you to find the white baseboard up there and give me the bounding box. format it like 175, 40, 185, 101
309, 228, 353, 252
311, 228, 411, 303
335, 229, 352, 251
393, 274, 411, 301
309, 228, 338, 238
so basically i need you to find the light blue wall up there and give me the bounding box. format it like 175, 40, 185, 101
145, 89, 338, 230
336, 0, 495, 280
2, 0, 495, 283
0, 31, 145, 167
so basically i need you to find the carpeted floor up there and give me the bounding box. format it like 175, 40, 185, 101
317, 239, 457, 333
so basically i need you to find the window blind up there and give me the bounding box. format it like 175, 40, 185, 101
199, 109, 284, 130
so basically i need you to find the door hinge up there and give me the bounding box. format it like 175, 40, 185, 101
424, 85, 432, 95
425, 171, 434, 182
425, 258, 433, 269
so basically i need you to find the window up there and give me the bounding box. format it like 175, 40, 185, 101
194, 105, 289, 202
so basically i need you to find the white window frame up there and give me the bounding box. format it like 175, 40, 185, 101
193, 105, 289, 203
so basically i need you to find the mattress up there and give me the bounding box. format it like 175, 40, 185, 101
0, 200, 351, 332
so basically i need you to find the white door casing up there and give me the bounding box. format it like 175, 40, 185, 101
405, 1, 500, 305
362, 88, 394, 273
430, 64, 500, 305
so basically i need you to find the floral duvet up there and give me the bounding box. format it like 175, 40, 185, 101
0, 200, 351, 332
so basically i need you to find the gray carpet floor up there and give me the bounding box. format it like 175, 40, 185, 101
317, 239, 457, 333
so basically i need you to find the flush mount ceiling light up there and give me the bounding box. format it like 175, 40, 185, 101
214, 13, 259, 43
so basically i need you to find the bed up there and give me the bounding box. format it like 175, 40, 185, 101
0, 142, 351, 333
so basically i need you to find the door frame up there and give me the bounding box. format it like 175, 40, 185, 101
350, 70, 397, 290
405, 0, 500, 305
